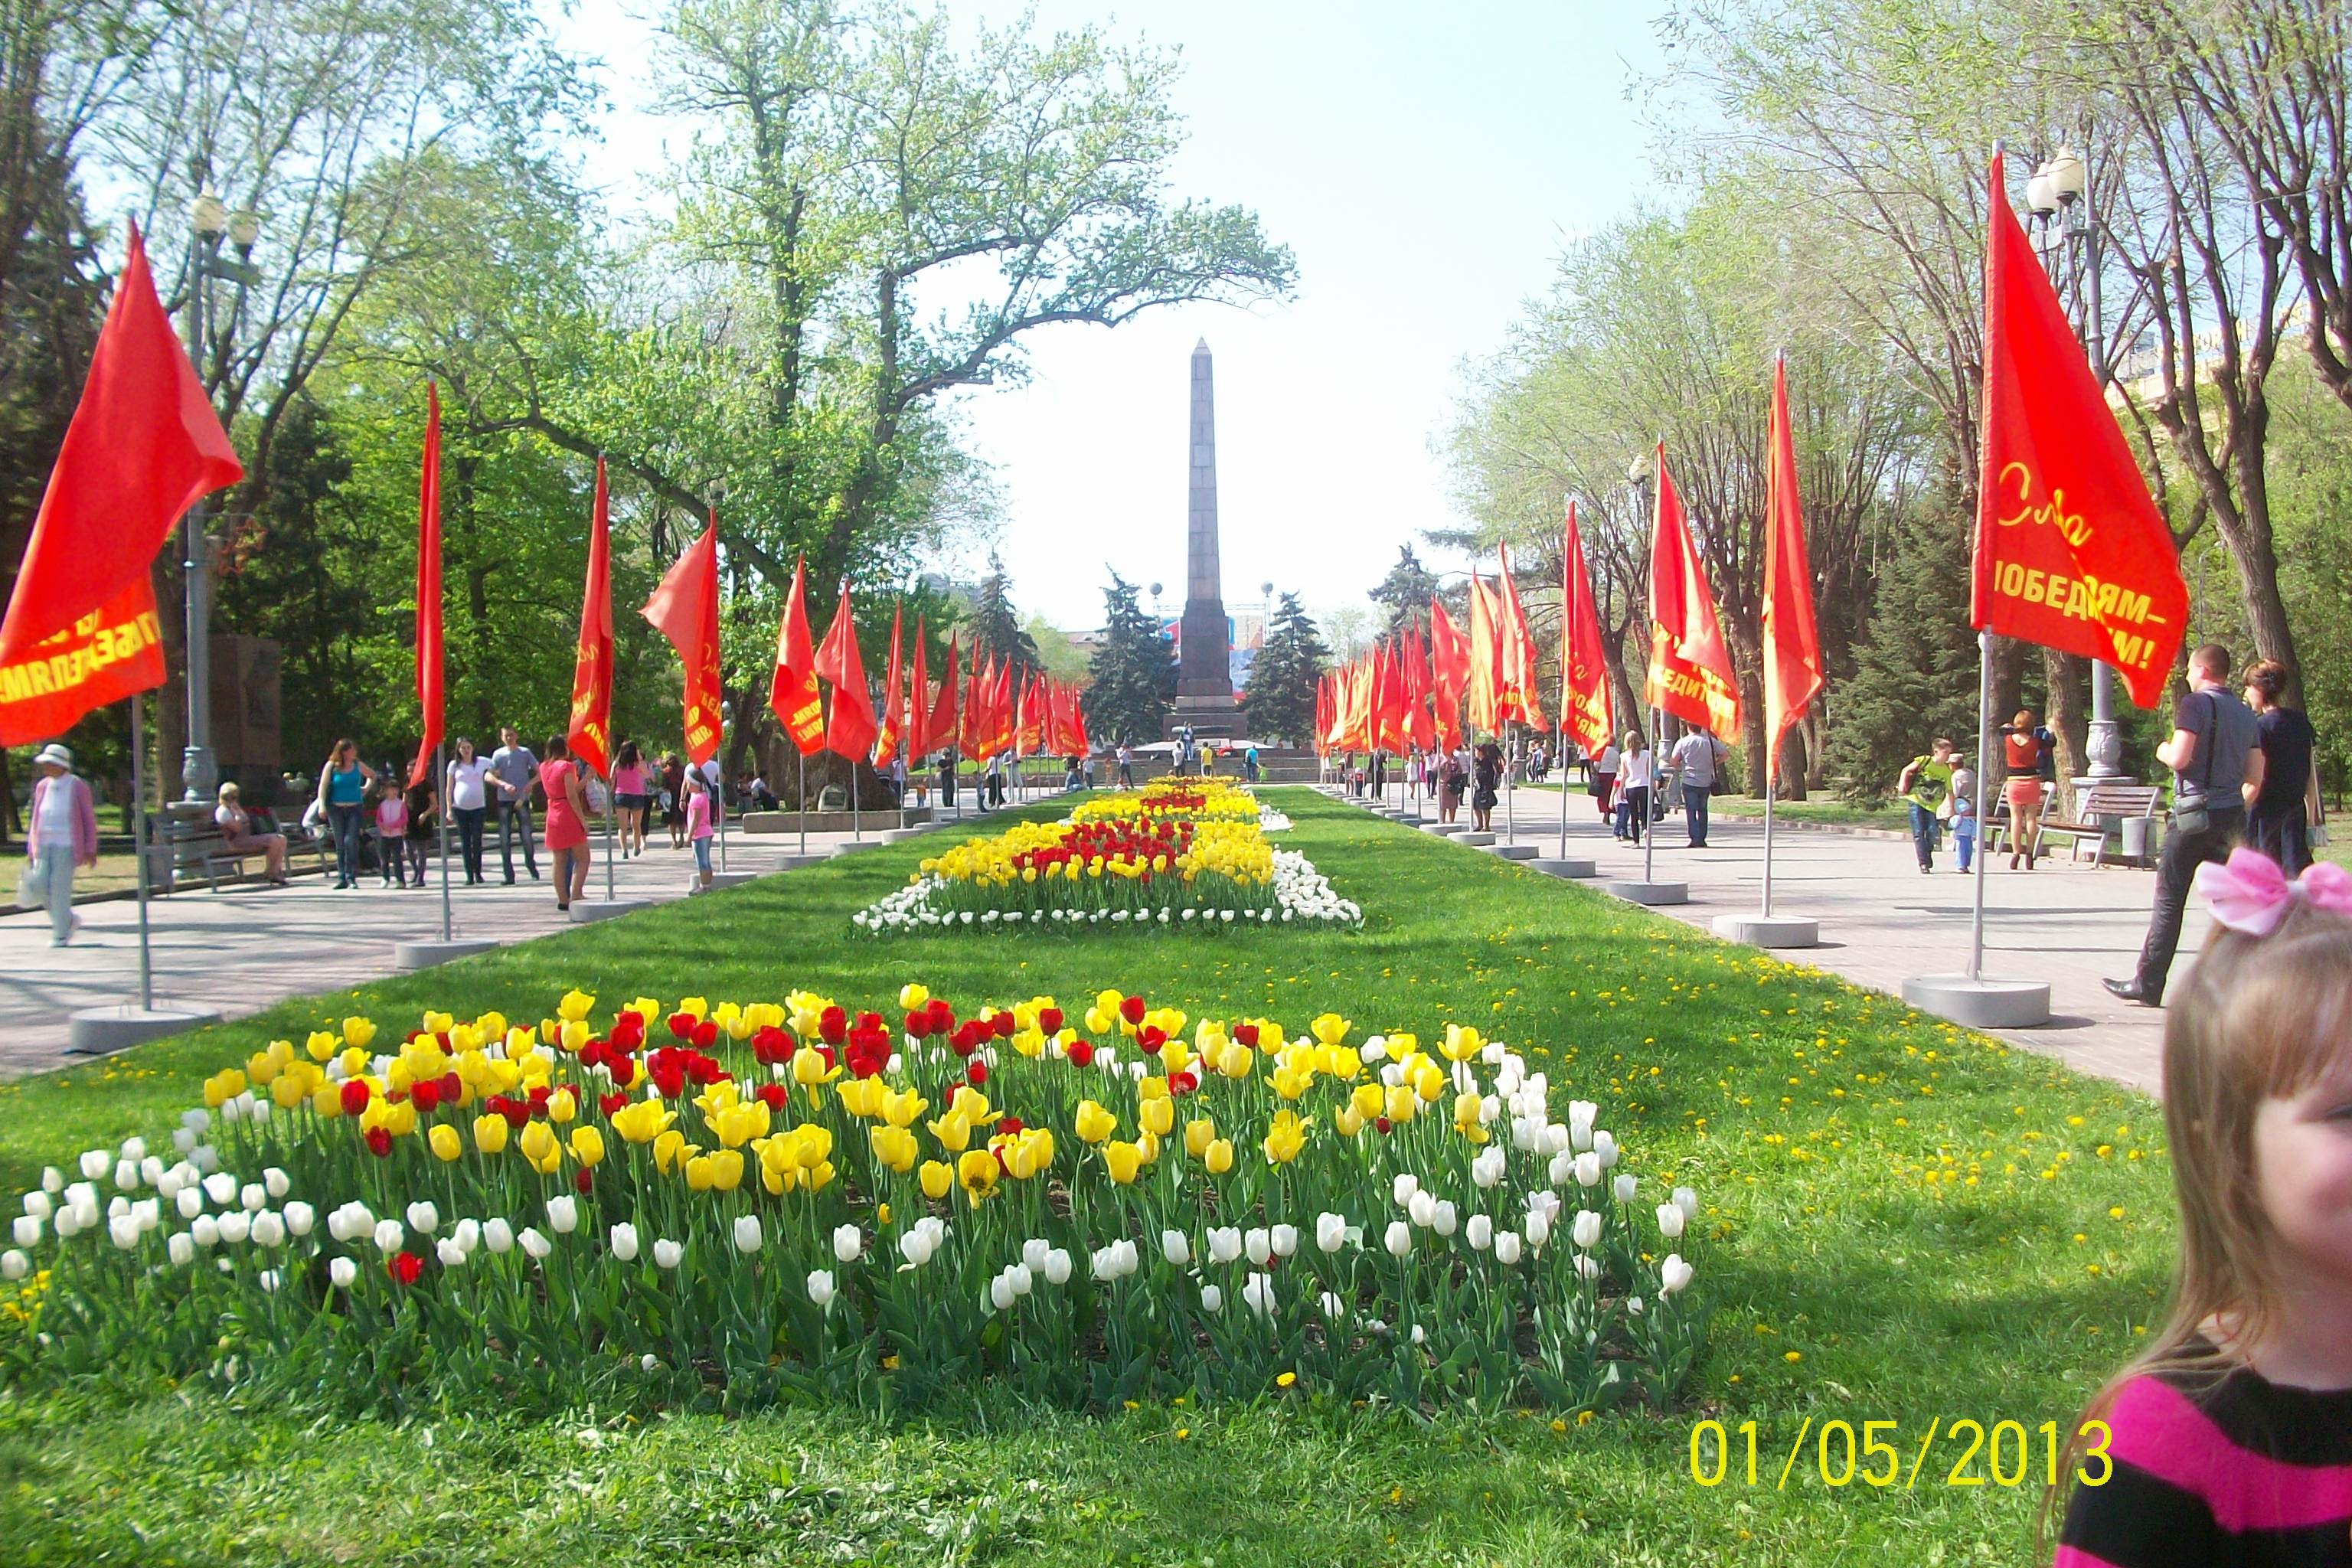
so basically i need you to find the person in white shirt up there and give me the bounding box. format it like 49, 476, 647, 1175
25, 743, 96, 946
445, 738, 494, 884
1666, 726, 1730, 848
1615, 731, 1655, 844
1592, 740, 1620, 822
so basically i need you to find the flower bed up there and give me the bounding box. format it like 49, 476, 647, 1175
854, 782, 1358, 933
1, 987, 1705, 1416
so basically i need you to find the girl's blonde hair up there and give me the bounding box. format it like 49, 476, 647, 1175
2043, 895, 2352, 1540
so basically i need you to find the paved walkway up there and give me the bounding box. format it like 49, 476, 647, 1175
1351, 786, 2190, 1097
0, 805, 1012, 1079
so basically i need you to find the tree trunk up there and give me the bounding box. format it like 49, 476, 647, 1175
2041, 648, 2088, 818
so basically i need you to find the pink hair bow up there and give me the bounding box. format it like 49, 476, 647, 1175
2195, 848, 2352, 936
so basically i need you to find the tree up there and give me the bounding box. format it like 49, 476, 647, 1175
967, 553, 1041, 675
1367, 545, 1440, 640
1318, 603, 1371, 663
1241, 592, 1328, 745
1082, 572, 1174, 746
1821, 498, 1981, 802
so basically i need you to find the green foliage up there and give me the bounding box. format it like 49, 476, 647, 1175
1821, 501, 1979, 801
1081, 572, 1174, 746
1241, 592, 1330, 745
967, 553, 1042, 677
1367, 545, 1440, 642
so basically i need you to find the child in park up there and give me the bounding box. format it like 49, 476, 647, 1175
684, 767, 715, 894
371, 777, 409, 887
2052, 847, 2352, 1564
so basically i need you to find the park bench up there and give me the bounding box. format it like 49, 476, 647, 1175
1983, 783, 2161, 866
145, 809, 329, 893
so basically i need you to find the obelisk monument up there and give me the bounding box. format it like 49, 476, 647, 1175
1173, 338, 1244, 737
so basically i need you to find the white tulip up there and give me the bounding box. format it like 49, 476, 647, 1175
808, 1269, 837, 1308
453, 1218, 480, 1253
1043, 1247, 1072, 1285
11, 1216, 38, 1247
1573, 1152, 1602, 1188
1543, 1122, 1571, 1155
642, 1354, 659, 1372
202, 1172, 237, 1206
51, 1207, 81, 1240
1593, 1129, 1619, 1168
990, 1271, 1018, 1311
832, 1223, 863, 1263
1009, 1261, 1034, 1297
1656, 1203, 1687, 1240
370, 1218, 403, 1255
545, 1195, 579, 1235
521, 1227, 554, 1260
240, 1183, 266, 1213
1242, 1272, 1275, 1317
898, 1229, 935, 1268
732, 1215, 763, 1254
185, 1212, 217, 1248
1432, 1200, 1459, 1238
1244, 1227, 1272, 1266
106, 1194, 129, 1221
1384, 1220, 1413, 1258
1466, 1214, 1494, 1251
190, 1144, 220, 1174
1524, 1209, 1552, 1250
484, 1218, 516, 1254
1200, 1282, 1223, 1313
1661, 1253, 1695, 1295
250, 1211, 286, 1248
328, 1256, 358, 1289
1572, 1210, 1603, 1250
135, 1197, 161, 1233
1674, 1186, 1700, 1220
114, 1159, 140, 1191
1627, 1296, 1645, 1315
108, 1214, 142, 1250
1315, 1212, 1348, 1254
1547, 1150, 1576, 1187
1408, 1191, 1437, 1228
1271, 1223, 1299, 1258
284, 1201, 315, 1237
79, 1149, 109, 1181
436, 1236, 468, 1268
1575, 1253, 1602, 1280
39, 1166, 62, 1194
406, 1201, 440, 1235
1207, 1226, 1243, 1264
1161, 1230, 1191, 1267
263, 1168, 290, 1199
654, 1237, 684, 1269
1472, 1147, 1506, 1189
21, 1191, 51, 1221
610, 1223, 640, 1263
1392, 1171, 1420, 1206
172, 1129, 196, 1155
1614, 1174, 1639, 1204
166, 1232, 194, 1267
1022, 1237, 1051, 1272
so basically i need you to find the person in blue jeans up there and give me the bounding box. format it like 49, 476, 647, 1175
1896, 739, 1956, 874
1667, 726, 1730, 848
1947, 753, 1977, 873
313, 738, 376, 890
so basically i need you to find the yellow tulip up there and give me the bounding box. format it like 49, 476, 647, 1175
1413, 1063, 1446, 1103
341, 1016, 377, 1049
898, 982, 929, 1011
1351, 1083, 1386, 1121
1333, 1102, 1366, 1138
1442, 1023, 1484, 1063
557, 988, 595, 1023
881, 1087, 926, 1129
957, 1149, 999, 1202
805, 1159, 835, 1194
473, 1114, 509, 1155
1102, 1140, 1144, 1185
1184, 1117, 1217, 1159
652, 1129, 687, 1173
1263, 1109, 1307, 1165
1310, 1012, 1349, 1047
1271, 1063, 1313, 1101
792, 1047, 840, 1086
701, 1148, 745, 1192
1138, 1096, 1174, 1138
306, 1030, 340, 1062
518, 1120, 561, 1174
429, 1123, 462, 1161
677, 996, 708, 1022
422, 1010, 454, 1034
1218, 1046, 1254, 1080
788, 1122, 834, 1168
609, 1098, 675, 1145
1386, 1085, 1419, 1124
1204, 1138, 1235, 1175
1074, 1099, 1117, 1144
570, 1125, 606, 1167
920, 1159, 952, 1200
1325, 1045, 1363, 1080
871, 1124, 918, 1173
928, 1110, 972, 1154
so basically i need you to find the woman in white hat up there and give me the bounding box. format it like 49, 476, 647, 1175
26, 743, 97, 946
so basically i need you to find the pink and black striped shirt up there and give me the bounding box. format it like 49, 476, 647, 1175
2058, 1350, 2352, 1566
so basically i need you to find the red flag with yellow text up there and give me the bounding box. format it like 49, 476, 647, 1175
409, 384, 444, 786
1496, 542, 1547, 730
906, 616, 933, 756
1971, 152, 2185, 706
815, 583, 877, 761
1559, 499, 1613, 758
1645, 446, 1741, 737
1763, 358, 1824, 779
1466, 576, 1504, 737
1428, 600, 1468, 752
769, 557, 826, 756
565, 456, 613, 777
872, 603, 906, 768
642, 521, 724, 765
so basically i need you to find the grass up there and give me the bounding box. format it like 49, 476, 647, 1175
0, 787, 2169, 1566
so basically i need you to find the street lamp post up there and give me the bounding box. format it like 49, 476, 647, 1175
178, 191, 262, 804
2024, 145, 2125, 784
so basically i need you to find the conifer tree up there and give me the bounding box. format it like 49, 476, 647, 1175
1082, 572, 1176, 746
1241, 592, 1329, 744
1823, 504, 1979, 800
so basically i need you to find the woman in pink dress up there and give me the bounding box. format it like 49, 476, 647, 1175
539, 733, 592, 911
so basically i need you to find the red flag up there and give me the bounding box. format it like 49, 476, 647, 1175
0, 223, 241, 744
1067, 681, 1089, 755
987, 658, 1014, 756
1559, 498, 1613, 758
409, 384, 443, 787
873, 603, 906, 768
1020, 671, 1046, 754
565, 456, 614, 778
1367, 641, 1396, 752
1466, 576, 1504, 737
1496, 543, 1547, 730
1644, 445, 1742, 737
1404, 628, 1436, 751
1313, 675, 1332, 756
906, 616, 933, 756
769, 557, 826, 756
929, 633, 960, 756
1763, 358, 1824, 779
815, 582, 877, 761
642, 521, 724, 765
1428, 599, 1468, 752
1973, 152, 2186, 705
959, 652, 985, 757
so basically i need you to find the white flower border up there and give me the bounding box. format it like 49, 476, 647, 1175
853, 847, 1361, 935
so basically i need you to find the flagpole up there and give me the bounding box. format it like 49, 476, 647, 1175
717, 764, 729, 871
1643, 704, 1659, 886
1969, 629, 1992, 981
1762, 782, 1775, 918
436, 741, 451, 943
1505, 721, 1517, 844
1559, 733, 1571, 858
130, 692, 153, 1011
798, 752, 807, 855
852, 760, 861, 843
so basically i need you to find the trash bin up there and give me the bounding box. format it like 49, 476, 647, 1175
2121, 815, 2153, 864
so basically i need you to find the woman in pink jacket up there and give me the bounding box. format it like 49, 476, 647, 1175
26, 743, 99, 946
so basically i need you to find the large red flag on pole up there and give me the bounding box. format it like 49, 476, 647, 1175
0, 223, 242, 743
929, 632, 960, 756
1428, 599, 1468, 752
564, 456, 614, 778
1466, 576, 1504, 737
1405, 628, 1437, 751
873, 603, 906, 768
642, 521, 724, 765
1763, 358, 1824, 780
987, 657, 1014, 756
906, 616, 933, 757
409, 384, 444, 787
1972, 151, 2185, 704
1496, 541, 1547, 730
1644, 445, 1742, 737
769, 557, 826, 756
815, 582, 877, 761
1558, 499, 1613, 759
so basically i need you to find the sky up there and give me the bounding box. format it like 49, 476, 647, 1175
552, 0, 1669, 632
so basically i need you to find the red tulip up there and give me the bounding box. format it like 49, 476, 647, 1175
387, 1250, 423, 1285
573, 1168, 594, 1195
991, 1011, 1016, 1040
819, 1006, 848, 1045
364, 1126, 394, 1158
756, 1082, 790, 1112
410, 1079, 441, 1113
1037, 1007, 1063, 1034
1065, 1040, 1094, 1067
1233, 1023, 1260, 1047
1137, 1025, 1166, 1054
926, 997, 955, 1034
666, 1011, 697, 1041
965, 1060, 988, 1089
339, 1079, 372, 1117
1120, 995, 1146, 1026
607, 1056, 637, 1087
439, 1071, 462, 1102
998, 1116, 1023, 1136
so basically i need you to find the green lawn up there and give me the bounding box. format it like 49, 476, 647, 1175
0, 788, 2167, 1566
